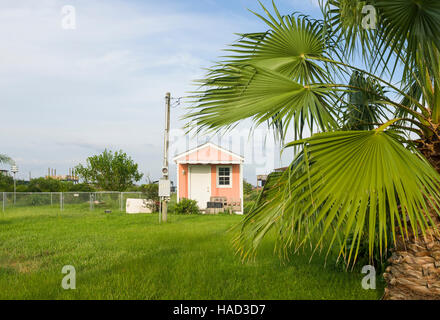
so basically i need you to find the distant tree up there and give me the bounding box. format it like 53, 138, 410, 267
66, 183, 95, 192
75, 149, 143, 191
11, 177, 95, 193
15, 185, 28, 192
0, 174, 13, 192
243, 180, 253, 195
27, 177, 63, 192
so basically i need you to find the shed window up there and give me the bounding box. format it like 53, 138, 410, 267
217, 166, 231, 187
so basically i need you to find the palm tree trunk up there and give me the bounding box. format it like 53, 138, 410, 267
383, 139, 440, 300
415, 137, 440, 172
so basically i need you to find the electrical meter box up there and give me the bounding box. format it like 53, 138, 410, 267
158, 179, 171, 197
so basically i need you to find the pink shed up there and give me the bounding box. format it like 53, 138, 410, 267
172, 142, 245, 214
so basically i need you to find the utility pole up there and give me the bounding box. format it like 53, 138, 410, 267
11, 165, 18, 205
160, 92, 171, 223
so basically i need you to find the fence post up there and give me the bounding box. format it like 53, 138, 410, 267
60, 192, 62, 211
2, 192, 4, 213
50, 192, 53, 206
120, 192, 123, 212
89, 193, 93, 211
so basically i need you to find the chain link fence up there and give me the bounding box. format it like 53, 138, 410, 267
1, 191, 145, 212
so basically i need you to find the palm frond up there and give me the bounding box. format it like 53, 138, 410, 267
0, 154, 12, 165
342, 71, 388, 130
322, 0, 440, 83
373, 0, 440, 82
226, 3, 329, 84
187, 65, 338, 138
322, 0, 376, 62
186, 1, 339, 138
235, 129, 440, 266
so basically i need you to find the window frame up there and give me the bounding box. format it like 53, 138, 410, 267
216, 165, 232, 188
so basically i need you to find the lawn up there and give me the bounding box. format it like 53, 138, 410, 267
0, 206, 383, 299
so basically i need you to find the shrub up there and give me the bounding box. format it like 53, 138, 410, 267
174, 198, 200, 215
140, 183, 159, 202
66, 182, 95, 192
167, 194, 177, 214
16, 185, 28, 192
23, 194, 51, 206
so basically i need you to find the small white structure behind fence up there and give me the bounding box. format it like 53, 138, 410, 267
0, 192, 145, 212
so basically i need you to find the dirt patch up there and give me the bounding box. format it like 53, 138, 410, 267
0, 256, 42, 274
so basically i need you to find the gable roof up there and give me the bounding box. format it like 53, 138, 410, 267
172, 142, 244, 164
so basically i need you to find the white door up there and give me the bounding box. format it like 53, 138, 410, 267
189, 165, 211, 209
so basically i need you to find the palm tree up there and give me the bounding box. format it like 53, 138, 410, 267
186, 1, 440, 299
0, 154, 12, 165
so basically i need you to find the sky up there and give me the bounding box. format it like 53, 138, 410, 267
0, 0, 323, 184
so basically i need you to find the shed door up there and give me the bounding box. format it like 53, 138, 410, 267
189, 165, 211, 209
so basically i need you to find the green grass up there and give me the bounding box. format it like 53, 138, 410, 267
0, 206, 383, 299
